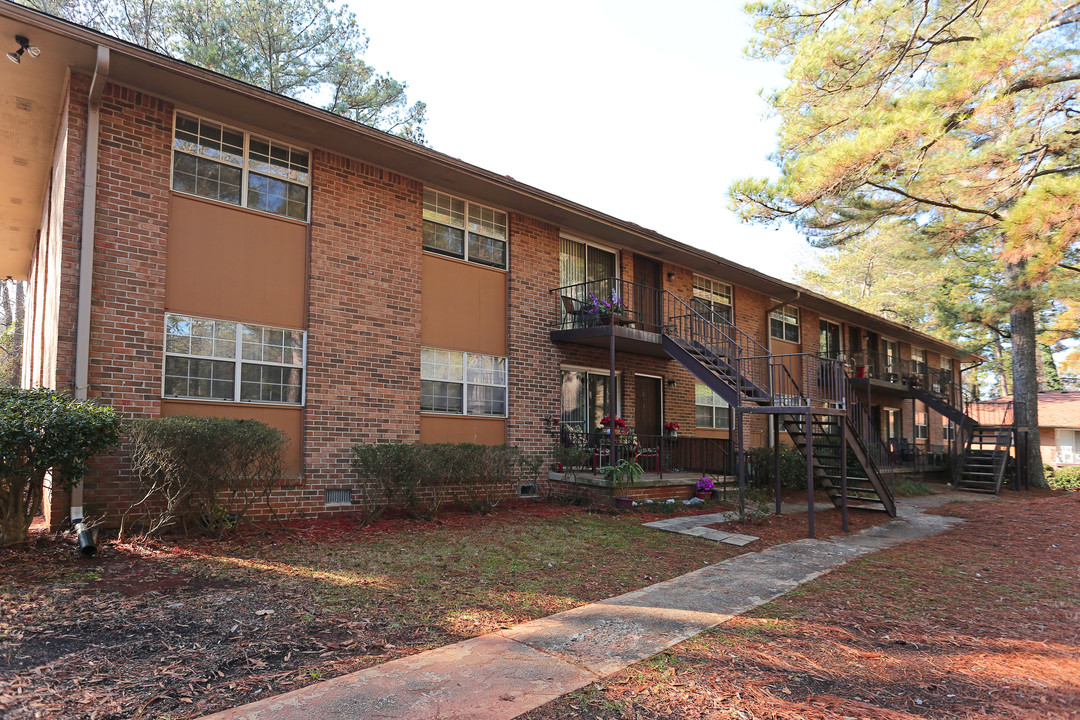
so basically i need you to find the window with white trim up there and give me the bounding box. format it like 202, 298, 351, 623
421, 347, 507, 416
172, 111, 310, 221
769, 304, 799, 343
695, 383, 730, 429
422, 189, 507, 269
164, 314, 305, 404
693, 276, 732, 324
915, 407, 929, 440
942, 416, 956, 441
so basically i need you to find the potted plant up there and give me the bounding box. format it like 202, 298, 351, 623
604, 458, 644, 508
599, 415, 627, 434
586, 290, 630, 325
664, 421, 680, 438
695, 476, 715, 500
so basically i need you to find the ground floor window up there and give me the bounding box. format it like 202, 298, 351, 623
943, 416, 956, 442
421, 347, 507, 416
1055, 429, 1079, 464
561, 368, 620, 436
695, 383, 730, 429
164, 313, 305, 404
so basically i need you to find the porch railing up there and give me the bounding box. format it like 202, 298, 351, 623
558, 429, 732, 478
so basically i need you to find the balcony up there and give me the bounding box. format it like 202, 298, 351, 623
550, 277, 669, 357
848, 350, 955, 400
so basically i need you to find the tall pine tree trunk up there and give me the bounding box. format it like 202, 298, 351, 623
1007, 261, 1046, 488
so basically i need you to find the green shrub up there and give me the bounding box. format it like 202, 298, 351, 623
123, 416, 288, 538
351, 442, 542, 518
351, 443, 447, 521
448, 444, 542, 514
0, 387, 120, 545
746, 445, 808, 490
895, 477, 932, 497
1049, 465, 1080, 491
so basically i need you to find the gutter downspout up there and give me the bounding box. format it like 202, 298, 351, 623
70, 45, 110, 525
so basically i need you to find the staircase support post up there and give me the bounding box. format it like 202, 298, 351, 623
736, 406, 745, 518
840, 416, 849, 533
805, 410, 815, 539
609, 312, 618, 468
773, 414, 781, 516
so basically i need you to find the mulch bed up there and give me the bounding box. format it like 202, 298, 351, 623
0, 493, 918, 720
522, 491, 1080, 719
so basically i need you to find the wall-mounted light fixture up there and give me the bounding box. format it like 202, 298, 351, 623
7, 36, 40, 65
666, 272, 675, 281
667, 378, 677, 388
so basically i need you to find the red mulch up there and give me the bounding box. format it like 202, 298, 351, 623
522, 491, 1080, 720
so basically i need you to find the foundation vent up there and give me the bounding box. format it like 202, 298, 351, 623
324, 488, 353, 506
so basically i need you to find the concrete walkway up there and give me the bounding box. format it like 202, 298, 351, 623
202, 495, 979, 720
642, 501, 835, 545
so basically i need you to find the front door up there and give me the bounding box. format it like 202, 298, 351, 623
633, 256, 663, 333
635, 375, 662, 441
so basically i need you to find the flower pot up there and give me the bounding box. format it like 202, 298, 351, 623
614, 496, 634, 509
694, 492, 710, 501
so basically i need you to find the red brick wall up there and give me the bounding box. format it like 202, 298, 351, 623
303, 152, 424, 514
506, 213, 563, 458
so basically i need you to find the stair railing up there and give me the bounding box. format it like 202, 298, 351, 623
662, 291, 771, 398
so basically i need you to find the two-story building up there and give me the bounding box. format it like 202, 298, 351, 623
0, 5, 981, 527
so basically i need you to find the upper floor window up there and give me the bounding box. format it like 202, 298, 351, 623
164, 313, 305, 404
911, 347, 927, 373
172, 111, 310, 221
421, 347, 507, 416
820, 319, 842, 359
770, 304, 799, 343
422, 189, 507, 269
693, 276, 732, 324
695, 383, 730, 429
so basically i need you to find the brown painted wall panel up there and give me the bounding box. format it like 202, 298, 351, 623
420, 415, 507, 445
421, 254, 507, 356
166, 194, 306, 328
161, 400, 303, 476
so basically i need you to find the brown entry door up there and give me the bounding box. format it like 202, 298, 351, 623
635, 375, 662, 441
633, 256, 663, 333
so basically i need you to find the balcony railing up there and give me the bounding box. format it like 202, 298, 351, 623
849, 350, 955, 398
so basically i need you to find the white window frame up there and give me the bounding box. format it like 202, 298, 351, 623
422, 188, 509, 269
171, 110, 311, 222
162, 313, 307, 405
421, 347, 508, 417
695, 383, 731, 430
881, 338, 900, 376
693, 275, 733, 324
915, 407, 929, 440
819, 317, 843, 359
769, 303, 800, 343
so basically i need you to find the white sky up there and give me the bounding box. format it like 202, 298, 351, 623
350, 0, 817, 281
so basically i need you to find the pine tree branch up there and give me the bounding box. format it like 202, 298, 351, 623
1008, 71, 1080, 94
865, 182, 1004, 220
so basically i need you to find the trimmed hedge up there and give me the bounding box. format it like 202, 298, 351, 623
123, 416, 288, 537
351, 442, 542, 519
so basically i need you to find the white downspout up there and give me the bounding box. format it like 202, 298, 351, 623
70, 45, 110, 524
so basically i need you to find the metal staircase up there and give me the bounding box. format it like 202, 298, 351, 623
954, 425, 1014, 494
656, 291, 896, 517
780, 414, 896, 514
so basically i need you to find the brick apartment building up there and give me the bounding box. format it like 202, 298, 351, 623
0, 5, 981, 527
